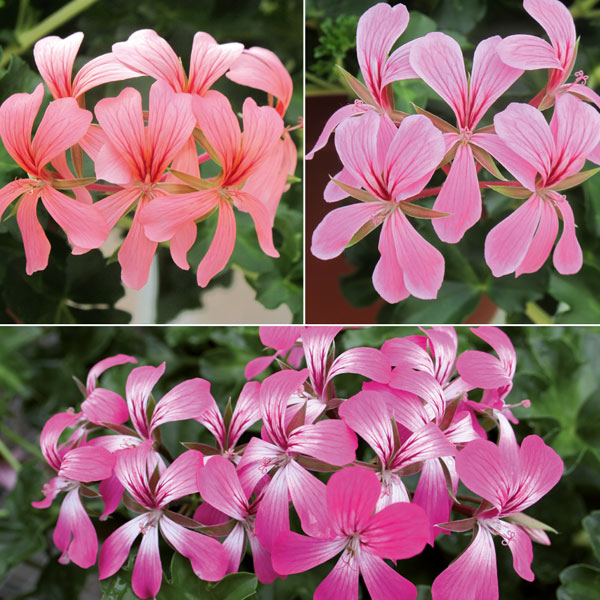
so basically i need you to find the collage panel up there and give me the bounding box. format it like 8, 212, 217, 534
0, 325, 599, 600
0, 0, 302, 325
305, 0, 600, 325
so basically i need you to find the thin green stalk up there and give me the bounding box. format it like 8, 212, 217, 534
0, 437, 21, 472
525, 302, 554, 325
0, 423, 43, 460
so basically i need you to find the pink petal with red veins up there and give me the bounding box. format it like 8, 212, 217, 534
372, 216, 410, 303
431, 525, 498, 600
160, 516, 228, 581
169, 222, 197, 270
311, 202, 383, 260
80, 124, 106, 162
248, 530, 279, 584
498, 35, 562, 70
389, 366, 446, 422
73, 52, 142, 97
82, 388, 129, 426
385, 115, 445, 200
33, 32, 83, 98
410, 33, 468, 126
59, 446, 115, 482
0, 180, 29, 220
233, 192, 279, 257
94, 188, 140, 232
16, 192, 51, 275
40, 412, 79, 472
132, 523, 162, 599
114, 441, 155, 509
382, 41, 418, 86
324, 167, 363, 203
328, 347, 391, 387
197, 456, 249, 520
196, 198, 236, 287
236, 437, 282, 496
382, 337, 432, 371
470, 326, 516, 376
222, 523, 245, 575
305, 103, 365, 160
361, 552, 417, 600
433, 143, 481, 243
112, 29, 186, 91
155, 450, 203, 507
53, 489, 97, 568
254, 467, 290, 552
126, 363, 165, 439
457, 351, 512, 389
315, 551, 360, 600
189, 32, 244, 96
327, 467, 380, 535
98, 513, 145, 578
228, 381, 262, 447
86, 354, 137, 391
0, 84, 44, 174
98, 474, 124, 520
552, 194, 582, 274
272, 531, 345, 575
288, 419, 357, 466
362, 502, 429, 560
396, 422, 456, 469
259, 326, 301, 350
484, 194, 543, 277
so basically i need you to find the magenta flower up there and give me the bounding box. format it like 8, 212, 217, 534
307, 2, 417, 159
32, 412, 115, 567
92, 80, 195, 288
432, 435, 563, 600
473, 93, 600, 277
236, 369, 358, 550
98, 442, 227, 599
197, 456, 279, 583
0, 84, 109, 274
244, 326, 303, 379
409, 33, 523, 242
272, 466, 429, 600
312, 111, 446, 302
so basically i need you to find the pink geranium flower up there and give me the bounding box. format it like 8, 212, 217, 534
98, 442, 227, 599
306, 2, 417, 159
0, 84, 109, 274
473, 93, 600, 277
92, 80, 195, 288
409, 33, 523, 242
141, 92, 284, 287
311, 111, 446, 302
272, 466, 429, 600
432, 435, 563, 600
32, 412, 115, 567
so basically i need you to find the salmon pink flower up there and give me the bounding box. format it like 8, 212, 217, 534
473, 93, 600, 277
0, 84, 109, 274
431, 435, 563, 600
272, 466, 429, 600
409, 33, 523, 242
92, 81, 195, 288
312, 111, 446, 303
98, 442, 227, 599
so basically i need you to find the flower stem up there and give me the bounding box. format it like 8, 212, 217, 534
0, 437, 21, 472
0, 423, 43, 460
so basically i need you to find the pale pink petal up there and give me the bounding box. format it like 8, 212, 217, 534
197, 456, 249, 520
382, 41, 419, 86
168, 135, 200, 180
468, 326, 516, 376
387, 210, 445, 300
372, 216, 409, 303
324, 167, 364, 203
98, 513, 145, 578
389, 367, 446, 422
484, 194, 543, 277
247, 530, 279, 584
126, 363, 165, 439
196, 199, 236, 287
98, 474, 124, 520
431, 525, 498, 600
160, 516, 228, 581
260, 326, 301, 350
457, 351, 512, 389
33, 33, 83, 98
112, 29, 186, 91
315, 551, 360, 600
311, 202, 383, 260
53, 489, 97, 568
288, 419, 357, 466
552, 194, 582, 274
381, 337, 433, 372
132, 523, 162, 599
155, 450, 203, 507
305, 103, 364, 160
114, 442, 156, 509
59, 446, 115, 482
410, 33, 469, 127
232, 191, 279, 257
254, 467, 290, 552
498, 35, 562, 70
150, 378, 212, 432
169, 222, 197, 270
360, 551, 417, 600
73, 52, 142, 97
272, 531, 345, 574
488, 520, 534, 581
16, 193, 51, 275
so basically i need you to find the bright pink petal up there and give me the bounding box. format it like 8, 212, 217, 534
272, 531, 345, 574
484, 194, 543, 277
98, 474, 124, 520
381, 337, 432, 372
32, 476, 62, 509
247, 530, 279, 584
73, 52, 142, 97
53, 489, 97, 568
254, 467, 290, 552
232, 191, 279, 257
457, 351, 512, 389
16, 192, 51, 275
112, 29, 186, 91
86, 354, 137, 391
395, 422, 456, 469
245, 356, 276, 380
552, 194, 582, 274
114, 442, 155, 509
431, 525, 498, 600
160, 516, 228, 581
155, 450, 203, 507
315, 551, 360, 600
468, 327, 515, 374
39, 412, 79, 472
498, 35, 562, 70
132, 523, 162, 599
489, 520, 534, 581
98, 513, 145, 578
260, 326, 301, 350
372, 216, 409, 303
222, 522, 245, 575
126, 363, 165, 439
59, 446, 115, 482
410, 32, 468, 127
389, 368, 446, 422
329, 346, 390, 386
360, 551, 417, 600
288, 419, 357, 466
311, 202, 383, 260
95, 142, 136, 185
228, 381, 262, 447
82, 388, 129, 425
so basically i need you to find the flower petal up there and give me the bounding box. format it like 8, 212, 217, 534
98, 514, 145, 579
288, 419, 358, 466
16, 192, 51, 275
360, 551, 418, 600
155, 450, 203, 507
33, 32, 83, 98
132, 523, 162, 599
372, 216, 409, 303
552, 194, 582, 274
254, 467, 290, 552
272, 531, 345, 574
315, 551, 360, 600
59, 446, 115, 482
232, 191, 279, 257
73, 52, 142, 97
498, 35, 562, 70
126, 363, 165, 439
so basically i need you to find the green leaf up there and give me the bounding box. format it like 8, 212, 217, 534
557, 564, 600, 600
433, 0, 487, 34
550, 265, 600, 323
583, 511, 600, 562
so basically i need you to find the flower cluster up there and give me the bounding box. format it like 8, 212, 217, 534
0, 30, 297, 289
309, 0, 600, 303
32, 326, 563, 600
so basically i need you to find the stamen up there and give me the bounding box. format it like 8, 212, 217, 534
574, 70, 589, 86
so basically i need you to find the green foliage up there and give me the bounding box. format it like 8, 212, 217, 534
311, 15, 358, 82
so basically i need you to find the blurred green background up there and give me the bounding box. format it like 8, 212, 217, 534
0, 0, 303, 324
306, 0, 600, 325
0, 325, 599, 599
